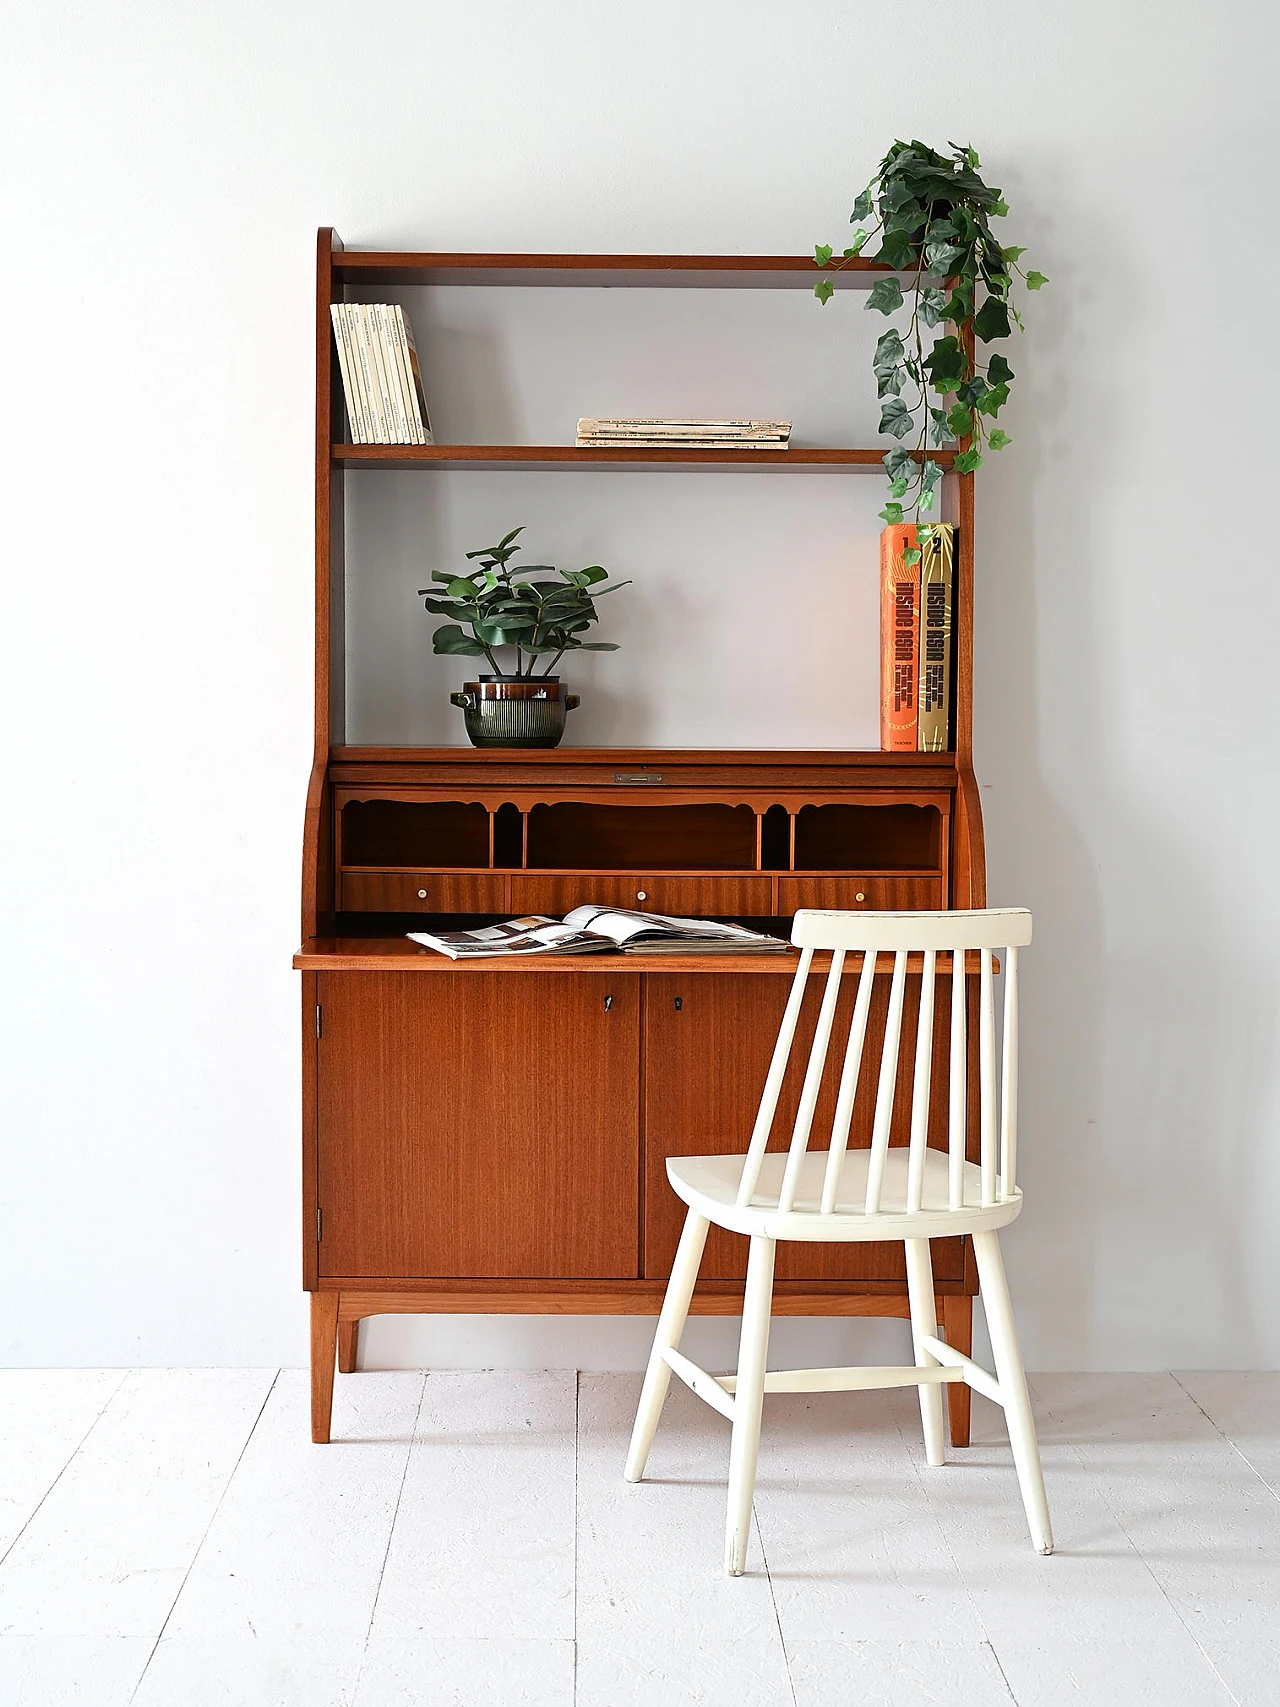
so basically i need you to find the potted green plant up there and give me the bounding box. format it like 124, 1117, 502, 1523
419, 526, 630, 747
814, 139, 1046, 561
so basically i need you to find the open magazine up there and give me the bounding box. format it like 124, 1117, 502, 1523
407, 904, 791, 960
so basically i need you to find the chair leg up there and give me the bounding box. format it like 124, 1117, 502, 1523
625, 1210, 710, 1483
972, 1230, 1053, 1555
724, 1235, 776, 1576
904, 1239, 946, 1467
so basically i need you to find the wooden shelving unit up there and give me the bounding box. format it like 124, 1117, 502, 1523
297, 229, 985, 1448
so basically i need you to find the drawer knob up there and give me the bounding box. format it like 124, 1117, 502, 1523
636, 889, 647, 902
855, 891, 866, 903
417, 888, 428, 899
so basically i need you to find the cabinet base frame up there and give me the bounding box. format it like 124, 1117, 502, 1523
308, 1282, 976, 1449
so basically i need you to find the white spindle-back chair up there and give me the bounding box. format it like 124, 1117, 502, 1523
625, 908, 1052, 1575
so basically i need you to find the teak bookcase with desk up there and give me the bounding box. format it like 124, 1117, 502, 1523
295, 229, 988, 1446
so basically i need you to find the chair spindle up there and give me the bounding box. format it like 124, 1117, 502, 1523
906, 949, 936, 1213
735, 946, 814, 1208
778, 950, 846, 1212
949, 949, 967, 1210
979, 948, 997, 1206
820, 950, 879, 1214
864, 949, 908, 1214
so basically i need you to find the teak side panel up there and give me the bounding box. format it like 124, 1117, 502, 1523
316, 971, 640, 1279
642, 972, 967, 1285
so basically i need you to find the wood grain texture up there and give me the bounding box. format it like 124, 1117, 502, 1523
331, 251, 925, 289
301, 971, 319, 1291
337, 1318, 358, 1374
776, 875, 944, 912
340, 871, 508, 912
331, 1285, 924, 1317
333, 444, 958, 472
942, 1292, 974, 1447
316, 972, 641, 1279
509, 873, 773, 916
641, 973, 967, 1284
310, 1291, 338, 1442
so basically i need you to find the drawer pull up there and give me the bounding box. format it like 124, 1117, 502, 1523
417, 889, 428, 899
636, 889, 648, 902
855, 891, 866, 903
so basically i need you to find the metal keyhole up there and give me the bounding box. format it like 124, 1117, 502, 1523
604, 994, 613, 1010
674, 997, 683, 1011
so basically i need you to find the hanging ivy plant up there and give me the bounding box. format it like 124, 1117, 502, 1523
814, 140, 1046, 562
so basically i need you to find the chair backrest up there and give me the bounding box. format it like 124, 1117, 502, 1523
735, 908, 1033, 1218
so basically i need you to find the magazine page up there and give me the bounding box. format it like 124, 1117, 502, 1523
561, 905, 776, 945
407, 916, 610, 959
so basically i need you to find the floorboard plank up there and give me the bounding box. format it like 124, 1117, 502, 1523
0, 1369, 274, 1640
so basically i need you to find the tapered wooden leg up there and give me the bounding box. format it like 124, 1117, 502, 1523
724, 1235, 775, 1576
310, 1291, 339, 1444
337, 1317, 359, 1375
626, 1210, 710, 1483
972, 1231, 1053, 1555
905, 1240, 946, 1467
942, 1293, 974, 1447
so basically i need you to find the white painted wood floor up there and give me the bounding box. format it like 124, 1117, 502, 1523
1, 1370, 1276, 1705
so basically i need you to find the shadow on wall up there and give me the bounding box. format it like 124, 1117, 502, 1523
978, 180, 1273, 1369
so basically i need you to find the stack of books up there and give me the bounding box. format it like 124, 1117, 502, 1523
576, 417, 791, 450
879, 523, 957, 752
330, 303, 433, 445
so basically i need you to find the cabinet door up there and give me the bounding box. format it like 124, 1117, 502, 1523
317, 971, 640, 1279
642, 973, 966, 1285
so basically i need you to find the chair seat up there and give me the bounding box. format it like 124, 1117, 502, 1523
666, 1147, 1023, 1242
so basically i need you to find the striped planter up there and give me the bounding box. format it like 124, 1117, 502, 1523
449, 677, 581, 748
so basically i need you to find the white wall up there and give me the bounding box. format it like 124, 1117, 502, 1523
3, 0, 1278, 1371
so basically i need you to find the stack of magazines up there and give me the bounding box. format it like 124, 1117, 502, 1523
330, 303, 433, 445
575, 417, 791, 450
408, 906, 791, 959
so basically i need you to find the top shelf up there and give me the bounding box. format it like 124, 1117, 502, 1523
331, 251, 911, 291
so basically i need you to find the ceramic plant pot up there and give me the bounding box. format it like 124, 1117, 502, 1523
449, 676, 580, 748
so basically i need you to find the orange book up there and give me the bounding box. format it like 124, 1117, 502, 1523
880, 524, 920, 750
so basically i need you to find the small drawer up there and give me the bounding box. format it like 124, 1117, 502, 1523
341, 871, 508, 913
776, 875, 944, 913
510, 873, 774, 917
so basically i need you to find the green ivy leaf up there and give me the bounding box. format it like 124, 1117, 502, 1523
928, 407, 954, 447
814, 243, 834, 266
889, 476, 911, 498
877, 365, 906, 399
973, 296, 1011, 340
921, 458, 945, 490
884, 445, 917, 483
977, 382, 1009, 416
918, 286, 947, 328
814, 279, 834, 304
851, 188, 873, 222
947, 403, 973, 438
918, 486, 937, 513
991, 197, 1009, 217
873, 329, 905, 371
986, 353, 1014, 385
958, 375, 989, 407
988, 428, 1012, 449
925, 240, 965, 272
924, 336, 965, 383
879, 398, 915, 438
1002, 245, 1027, 263
1025, 270, 1048, 290
879, 501, 905, 525
902, 546, 923, 567
865, 275, 905, 315
843, 230, 868, 256
954, 447, 984, 474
